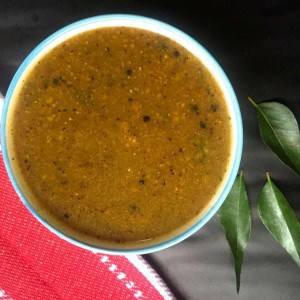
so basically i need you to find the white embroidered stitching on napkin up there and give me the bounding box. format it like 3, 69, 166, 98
99, 255, 146, 299
0, 288, 13, 300
127, 256, 176, 300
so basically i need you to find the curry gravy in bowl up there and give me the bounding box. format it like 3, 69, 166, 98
3, 16, 241, 253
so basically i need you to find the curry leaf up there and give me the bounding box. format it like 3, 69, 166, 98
249, 98, 300, 176
258, 173, 300, 268
218, 172, 251, 293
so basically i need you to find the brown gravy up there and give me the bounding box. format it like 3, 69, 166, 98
8, 27, 231, 243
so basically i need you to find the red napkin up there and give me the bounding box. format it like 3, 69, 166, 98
0, 97, 174, 300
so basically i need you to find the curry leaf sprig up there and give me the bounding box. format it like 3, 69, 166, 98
258, 172, 300, 267
218, 172, 251, 293
248, 98, 300, 176
218, 99, 300, 293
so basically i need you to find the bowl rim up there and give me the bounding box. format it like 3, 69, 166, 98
0, 14, 243, 255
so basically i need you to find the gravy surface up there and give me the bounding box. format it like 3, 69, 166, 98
9, 27, 231, 242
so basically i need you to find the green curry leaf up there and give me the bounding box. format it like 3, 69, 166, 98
249, 98, 300, 176
218, 172, 251, 293
258, 173, 300, 268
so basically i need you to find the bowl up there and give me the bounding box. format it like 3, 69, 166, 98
0, 14, 243, 254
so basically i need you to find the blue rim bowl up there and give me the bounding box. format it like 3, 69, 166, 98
1, 14, 243, 255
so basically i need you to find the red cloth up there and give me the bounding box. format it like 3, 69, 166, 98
0, 153, 172, 299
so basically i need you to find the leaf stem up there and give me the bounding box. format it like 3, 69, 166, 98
266, 172, 271, 182
248, 97, 258, 108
